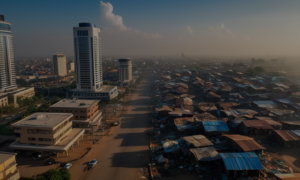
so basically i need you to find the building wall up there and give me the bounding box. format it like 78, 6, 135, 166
12, 117, 72, 145
72, 86, 118, 100
0, 155, 18, 180
0, 96, 8, 107
53, 54, 67, 76
49, 102, 99, 121
0, 21, 17, 93
118, 59, 132, 82
7, 87, 35, 107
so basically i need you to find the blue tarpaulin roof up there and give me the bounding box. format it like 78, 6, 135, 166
202, 121, 229, 132
219, 152, 264, 171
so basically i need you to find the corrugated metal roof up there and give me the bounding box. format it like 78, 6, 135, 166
174, 117, 195, 126
190, 147, 220, 161
291, 130, 300, 137
182, 135, 213, 147
198, 102, 217, 112
273, 130, 300, 141
202, 120, 229, 132
223, 134, 265, 151
242, 120, 274, 130
281, 121, 300, 126
195, 112, 218, 121
253, 101, 279, 109
161, 140, 181, 153
219, 152, 264, 171
222, 109, 258, 117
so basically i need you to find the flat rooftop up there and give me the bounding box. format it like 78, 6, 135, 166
0, 151, 16, 164
97, 85, 117, 92
12, 113, 73, 128
10, 129, 85, 152
50, 99, 99, 108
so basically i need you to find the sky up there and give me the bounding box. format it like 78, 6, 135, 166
2, 0, 300, 58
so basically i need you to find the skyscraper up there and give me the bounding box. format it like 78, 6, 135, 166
118, 58, 132, 82
53, 54, 67, 76
0, 15, 17, 92
73, 22, 102, 91
72, 22, 117, 100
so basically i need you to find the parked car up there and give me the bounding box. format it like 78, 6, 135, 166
88, 159, 98, 169
65, 163, 72, 169
113, 121, 119, 126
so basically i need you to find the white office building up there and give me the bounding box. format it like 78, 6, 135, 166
53, 54, 67, 76
118, 58, 132, 82
0, 15, 17, 92
72, 22, 117, 100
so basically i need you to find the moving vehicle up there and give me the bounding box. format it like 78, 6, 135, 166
88, 159, 98, 169
65, 163, 72, 169
113, 121, 119, 126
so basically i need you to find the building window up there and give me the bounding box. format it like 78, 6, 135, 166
14, 133, 20, 138
13, 127, 21, 130
75, 116, 78, 118
28, 137, 36, 141
27, 129, 35, 134
38, 138, 52, 142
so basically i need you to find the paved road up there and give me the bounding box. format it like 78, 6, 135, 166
70, 74, 151, 180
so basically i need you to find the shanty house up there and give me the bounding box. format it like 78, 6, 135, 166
181, 135, 213, 148
240, 120, 274, 135
223, 134, 265, 154
189, 147, 220, 165
281, 121, 300, 130
219, 152, 264, 178
173, 117, 196, 131
272, 130, 300, 148
201, 120, 229, 136
198, 102, 217, 113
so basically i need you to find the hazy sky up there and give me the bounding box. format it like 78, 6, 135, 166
2, 0, 300, 57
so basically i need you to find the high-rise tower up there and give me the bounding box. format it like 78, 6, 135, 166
53, 54, 67, 76
118, 58, 132, 82
73, 23, 102, 92
0, 15, 17, 92
72, 22, 117, 100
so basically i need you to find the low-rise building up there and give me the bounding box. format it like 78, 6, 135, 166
50, 99, 102, 127
7, 87, 35, 107
0, 152, 19, 180
10, 113, 85, 157
0, 96, 8, 107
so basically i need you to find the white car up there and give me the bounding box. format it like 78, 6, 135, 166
65, 163, 72, 169
88, 159, 98, 168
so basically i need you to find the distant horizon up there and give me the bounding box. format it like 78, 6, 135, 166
2, 0, 300, 57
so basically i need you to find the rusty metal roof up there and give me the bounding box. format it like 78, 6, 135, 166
195, 112, 218, 121
223, 134, 265, 151
242, 120, 274, 129
189, 147, 220, 161
273, 130, 300, 141
182, 135, 213, 147
198, 102, 217, 112
174, 117, 195, 126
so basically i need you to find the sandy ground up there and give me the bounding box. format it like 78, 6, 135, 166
69, 75, 152, 180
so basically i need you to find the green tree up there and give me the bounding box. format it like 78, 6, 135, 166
36, 168, 70, 180
246, 67, 256, 76
17, 97, 24, 107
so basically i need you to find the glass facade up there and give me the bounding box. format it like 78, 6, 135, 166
0, 21, 16, 92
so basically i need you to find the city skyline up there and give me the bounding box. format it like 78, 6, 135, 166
2, 0, 300, 57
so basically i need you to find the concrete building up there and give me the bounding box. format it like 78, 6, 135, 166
67, 62, 75, 73
49, 99, 102, 127
0, 96, 8, 107
118, 58, 132, 82
0, 15, 17, 92
72, 22, 118, 100
0, 151, 19, 180
53, 54, 67, 76
10, 113, 85, 156
7, 87, 35, 107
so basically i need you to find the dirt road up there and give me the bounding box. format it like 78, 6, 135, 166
69, 75, 151, 180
